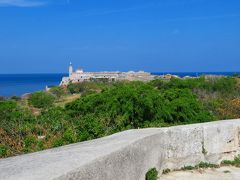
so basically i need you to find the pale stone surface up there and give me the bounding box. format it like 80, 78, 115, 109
60, 63, 156, 85
0, 119, 240, 180
159, 166, 240, 180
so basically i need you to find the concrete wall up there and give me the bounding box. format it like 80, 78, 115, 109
0, 119, 240, 180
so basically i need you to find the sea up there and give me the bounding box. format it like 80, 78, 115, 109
0, 72, 239, 97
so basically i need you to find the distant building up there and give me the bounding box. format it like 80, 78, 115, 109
60, 63, 156, 86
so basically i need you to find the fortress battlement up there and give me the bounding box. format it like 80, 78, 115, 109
60, 63, 156, 85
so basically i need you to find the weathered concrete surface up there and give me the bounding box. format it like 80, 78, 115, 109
159, 166, 240, 180
0, 119, 240, 180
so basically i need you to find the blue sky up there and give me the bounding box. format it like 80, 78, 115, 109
0, 0, 240, 73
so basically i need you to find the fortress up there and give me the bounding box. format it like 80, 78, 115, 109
60, 63, 156, 85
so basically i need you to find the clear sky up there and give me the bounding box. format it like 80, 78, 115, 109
0, 0, 240, 73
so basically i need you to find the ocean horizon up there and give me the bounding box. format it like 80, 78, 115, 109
0, 72, 239, 97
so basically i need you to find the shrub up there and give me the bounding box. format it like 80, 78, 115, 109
67, 83, 85, 94
49, 86, 65, 98
196, 162, 219, 168
66, 82, 166, 129
62, 128, 76, 143
202, 77, 237, 94
162, 88, 213, 124
67, 81, 110, 95
73, 114, 107, 141
53, 138, 65, 147
24, 136, 37, 149
217, 98, 240, 119
221, 155, 240, 167
162, 168, 171, 174
145, 168, 158, 180
38, 107, 68, 133
152, 76, 238, 95
181, 165, 194, 171
10, 96, 21, 101
2, 77, 239, 158
0, 96, 5, 101
29, 92, 55, 108
0, 101, 28, 135
0, 144, 8, 157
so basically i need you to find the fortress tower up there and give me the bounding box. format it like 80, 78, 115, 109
69, 62, 73, 76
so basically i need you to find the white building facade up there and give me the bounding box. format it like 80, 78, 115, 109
60, 63, 156, 86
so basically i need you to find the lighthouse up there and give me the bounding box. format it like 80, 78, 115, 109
69, 62, 73, 76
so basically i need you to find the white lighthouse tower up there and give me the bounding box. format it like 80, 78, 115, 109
69, 62, 73, 76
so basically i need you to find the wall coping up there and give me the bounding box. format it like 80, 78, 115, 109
0, 119, 240, 180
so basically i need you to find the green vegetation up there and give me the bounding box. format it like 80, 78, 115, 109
1, 77, 240, 158
0, 144, 8, 157
178, 156, 240, 172
162, 168, 171, 174
49, 86, 65, 98
180, 162, 219, 171
221, 155, 240, 167
181, 165, 195, 171
196, 162, 219, 169
67, 81, 112, 95
223, 170, 231, 173
29, 92, 55, 108
145, 168, 158, 180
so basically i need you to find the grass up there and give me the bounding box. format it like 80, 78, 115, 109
181, 165, 195, 171
54, 94, 80, 107
221, 155, 240, 167
197, 162, 219, 168
180, 162, 219, 172
162, 168, 171, 174
223, 170, 231, 173
145, 168, 158, 180
148, 156, 240, 179
178, 155, 240, 173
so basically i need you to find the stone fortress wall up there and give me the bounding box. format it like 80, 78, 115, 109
0, 119, 240, 180
60, 63, 156, 85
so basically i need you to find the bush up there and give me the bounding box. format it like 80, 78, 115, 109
221, 155, 240, 167
49, 86, 65, 98
66, 82, 166, 129
145, 168, 158, 180
0, 96, 5, 101
10, 96, 21, 101
162, 168, 171, 174
162, 88, 213, 124
152, 77, 238, 95
1, 77, 239, 158
196, 162, 219, 168
0, 101, 28, 135
73, 114, 107, 141
202, 77, 237, 94
62, 128, 76, 143
0, 144, 8, 157
53, 138, 65, 147
181, 165, 195, 171
67, 83, 86, 94
29, 92, 55, 108
67, 81, 114, 95
24, 136, 37, 151
38, 107, 68, 133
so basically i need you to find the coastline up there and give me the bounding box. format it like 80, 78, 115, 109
0, 72, 239, 97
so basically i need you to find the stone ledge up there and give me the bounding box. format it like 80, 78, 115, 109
0, 119, 240, 180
